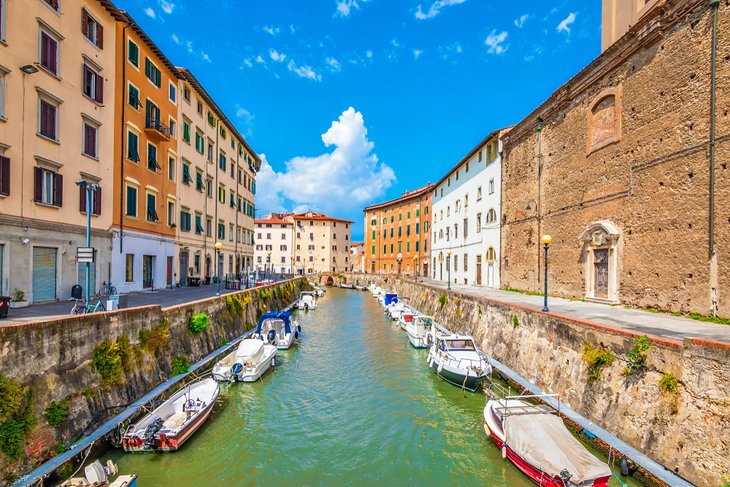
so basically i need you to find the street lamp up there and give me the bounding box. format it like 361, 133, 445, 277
413, 255, 418, 280
541, 234, 552, 312
396, 252, 403, 276
214, 241, 223, 295
447, 251, 452, 290
75, 179, 100, 303
267, 251, 272, 282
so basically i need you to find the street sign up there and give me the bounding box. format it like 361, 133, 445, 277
77, 247, 95, 263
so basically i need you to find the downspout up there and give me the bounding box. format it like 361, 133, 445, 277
235, 146, 239, 274
536, 120, 543, 285
214, 116, 219, 278
709, 0, 720, 314
119, 21, 131, 254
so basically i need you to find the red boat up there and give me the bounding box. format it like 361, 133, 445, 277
122, 378, 219, 452
483, 398, 612, 487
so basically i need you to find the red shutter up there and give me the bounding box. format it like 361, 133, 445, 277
79, 185, 86, 213
81, 9, 89, 36
97, 23, 103, 49
95, 74, 103, 103
53, 173, 63, 207
93, 186, 102, 215
0, 156, 10, 196
33, 167, 42, 202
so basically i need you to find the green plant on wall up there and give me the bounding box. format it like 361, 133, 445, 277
659, 372, 679, 396
188, 313, 210, 334
438, 293, 448, 308
171, 356, 190, 375
512, 315, 520, 329
624, 335, 652, 374
258, 288, 271, 300
44, 400, 70, 428
0, 376, 37, 459
139, 321, 171, 353
582, 343, 615, 384
92, 340, 123, 386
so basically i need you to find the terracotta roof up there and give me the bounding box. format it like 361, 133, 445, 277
289, 212, 354, 223
363, 184, 433, 211
255, 218, 292, 225
351, 242, 364, 247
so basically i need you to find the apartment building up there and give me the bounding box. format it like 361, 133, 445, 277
363, 185, 432, 276
254, 216, 294, 274
350, 242, 365, 273
288, 212, 352, 274
431, 130, 508, 287
176, 69, 258, 284
0, 0, 119, 303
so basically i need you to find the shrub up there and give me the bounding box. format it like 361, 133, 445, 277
188, 313, 210, 334
438, 294, 448, 308
258, 289, 271, 300
92, 340, 123, 386
242, 295, 253, 306
512, 315, 520, 329
454, 298, 461, 307
116, 335, 134, 373
582, 343, 615, 384
171, 356, 190, 375
44, 400, 70, 428
0, 387, 36, 459
0, 374, 24, 422
12, 289, 25, 302
659, 372, 679, 396
139, 321, 171, 352
624, 335, 652, 374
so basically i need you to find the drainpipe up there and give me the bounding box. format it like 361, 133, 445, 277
119, 21, 132, 254
709, 0, 720, 314
536, 120, 543, 285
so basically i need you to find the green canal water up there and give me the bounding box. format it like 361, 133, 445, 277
107, 288, 638, 486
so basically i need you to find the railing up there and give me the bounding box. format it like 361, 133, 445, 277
145, 118, 171, 138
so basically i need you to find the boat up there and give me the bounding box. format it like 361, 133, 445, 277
314, 286, 325, 297
397, 311, 416, 330
297, 291, 317, 310
405, 315, 434, 348
370, 286, 384, 299
426, 328, 491, 392
60, 459, 137, 487
122, 378, 219, 452
253, 310, 301, 350
483, 397, 612, 487
211, 337, 277, 382
382, 292, 398, 309
355, 285, 368, 291
339, 283, 354, 289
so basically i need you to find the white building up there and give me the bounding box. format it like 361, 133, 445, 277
350, 242, 365, 272
254, 216, 294, 274
431, 128, 509, 288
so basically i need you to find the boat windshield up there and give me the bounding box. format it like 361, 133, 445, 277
445, 339, 476, 351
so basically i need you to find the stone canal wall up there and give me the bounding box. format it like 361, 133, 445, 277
356, 275, 729, 487
0, 278, 308, 484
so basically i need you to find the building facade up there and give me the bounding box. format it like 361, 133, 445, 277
349, 242, 365, 273
501, 0, 729, 315
0, 0, 119, 303
431, 131, 506, 287
289, 212, 352, 274
176, 69, 258, 285
363, 185, 432, 276
254, 216, 294, 274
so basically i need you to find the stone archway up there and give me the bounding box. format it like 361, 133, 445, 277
579, 220, 621, 303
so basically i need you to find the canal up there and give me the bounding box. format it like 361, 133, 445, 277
107, 288, 638, 486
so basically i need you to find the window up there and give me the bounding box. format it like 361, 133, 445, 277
477, 186, 482, 200
207, 141, 213, 162
0, 0, 6, 42
464, 194, 469, 207
167, 200, 175, 226
145, 58, 161, 87
219, 152, 226, 171
463, 218, 468, 238
182, 119, 191, 143
229, 224, 234, 241
206, 179, 213, 198
34, 167, 62, 206
489, 179, 495, 194
168, 118, 176, 138
146, 192, 158, 222
181, 162, 192, 185
197, 100, 203, 116
125, 184, 137, 217
206, 218, 212, 237
127, 39, 139, 67
463, 254, 468, 272
486, 209, 497, 224
82, 120, 98, 159
128, 83, 141, 109
125, 254, 134, 282
169, 81, 177, 104
39, 27, 59, 76
195, 131, 204, 153
218, 222, 225, 240
476, 213, 482, 233
183, 86, 191, 103
180, 208, 192, 232
147, 143, 160, 172
0, 70, 5, 118
195, 170, 204, 191
218, 185, 225, 203
82, 9, 103, 49
38, 96, 59, 141
0, 154, 9, 197
195, 213, 204, 234
82, 64, 103, 103
145, 100, 160, 129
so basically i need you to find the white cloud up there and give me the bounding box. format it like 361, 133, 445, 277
415, 0, 467, 20
144, 7, 156, 18
365, 50, 373, 59
485, 30, 509, 55
438, 42, 463, 62
255, 55, 266, 64
325, 57, 342, 72
557, 12, 576, 33
264, 26, 280, 37
159, 0, 175, 14
201, 52, 211, 63
185, 40, 194, 53
269, 49, 287, 62
287, 60, 321, 81
235, 105, 254, 136
514, 14, 529, 28
412, 49, 423, 60
336, 0, 369, 17
242, 58, 254, 68
391, 38, 400, 48
257, 107, 396, 217
171, 34, 181, 45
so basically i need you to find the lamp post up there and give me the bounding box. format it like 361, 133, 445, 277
396, 253, 403, 276
75, 180, 100, 303
214, 241, 222, 295
541, 234, 552, 312
267, 251, 272, 282
447, 251, 452, 290
413, 255, 418, 280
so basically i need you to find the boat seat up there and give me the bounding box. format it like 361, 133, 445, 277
162, 412, 187, 430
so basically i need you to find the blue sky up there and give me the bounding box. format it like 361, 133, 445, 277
118, 0, 602, 240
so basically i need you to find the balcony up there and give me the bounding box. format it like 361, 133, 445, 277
145, 117, 171, 141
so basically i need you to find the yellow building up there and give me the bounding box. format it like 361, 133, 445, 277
0, 0, 119, 303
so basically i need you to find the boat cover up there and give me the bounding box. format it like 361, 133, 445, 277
255, 310, 293, 335
504, 414, 611, 483
236, 339, 265, 363
384, 293, 398, 305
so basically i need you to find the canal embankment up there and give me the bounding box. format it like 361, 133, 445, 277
0, 278, 309, 484
356, 274, 730, 487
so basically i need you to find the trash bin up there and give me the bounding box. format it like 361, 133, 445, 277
116, 294, 128, 309
71, 284, 83, 300
108, 294, 120, 311
0, 296, 10, 319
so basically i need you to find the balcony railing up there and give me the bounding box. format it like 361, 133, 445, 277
145, 117, 171, 140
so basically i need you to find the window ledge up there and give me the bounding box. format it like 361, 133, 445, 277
36, 133, 60, 144
0, 116, 7, 123
38, 66, 62, 81
81, 152, 99, 161
82, 94, 104, 107
35, 201, 60, 209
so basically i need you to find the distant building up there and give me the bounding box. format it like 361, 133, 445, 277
431, 130, 509, 287
364, 185, 433, 276
350, 242, 365, 273
254, 216, 294, 274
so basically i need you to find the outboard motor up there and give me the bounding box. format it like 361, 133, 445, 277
267, 329, 277, 345
142, 417, 164, 448
559, 469, 573, 484
620, 455, 629, 476
231, 362, 243, 379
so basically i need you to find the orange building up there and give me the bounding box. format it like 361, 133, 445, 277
363, 185, 432, 276
111, 12, 179, 292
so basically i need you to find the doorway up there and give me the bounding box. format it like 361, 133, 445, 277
166, 256, 174, 288
476, 255, 482, 285
143, 255, 155, 289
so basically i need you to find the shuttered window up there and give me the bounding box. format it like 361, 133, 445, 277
33, 167, 62, 207
125, 185, 137, 217
128, 83, 141, 109
127, 39, 139, 67
81, 9, 103, 48
147, 143, 160, 172
82, 122, 97, 158
0, 0, 7, 42
79, 185, 101, 216
144, 58, 161, 87
127, 130, 139, 162
181, 163, 192, 185
39, 29, 59, 75
38, 98, 58, 140
0, 155, 10, 196
42, 0, 59, 11
146, 193, 158, 222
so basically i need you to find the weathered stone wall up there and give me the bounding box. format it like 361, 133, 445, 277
361, 275, 729, 487
0, 278, 308, 483
501, 0, 730, 316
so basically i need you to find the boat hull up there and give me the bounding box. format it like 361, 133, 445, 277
429, 358, 485, 392
406, 331, 429, 348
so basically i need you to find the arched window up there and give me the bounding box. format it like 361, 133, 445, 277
486, 247, 496, 262
588, 86, 621, 153
486, 209, 497, 224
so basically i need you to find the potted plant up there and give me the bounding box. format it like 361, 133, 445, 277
10, 289, 29, 309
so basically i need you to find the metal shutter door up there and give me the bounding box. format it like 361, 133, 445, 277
77, 262, 96, 297
33, 247, 57, 302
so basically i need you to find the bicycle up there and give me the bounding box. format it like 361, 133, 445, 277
85, 299, 106, 313
70, 299, 88, 315
98, 281, 117, 297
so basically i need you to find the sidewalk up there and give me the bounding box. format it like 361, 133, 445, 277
419, 278, 730, 343
0, 284, 242, 326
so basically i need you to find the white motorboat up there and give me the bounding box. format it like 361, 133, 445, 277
405, 315, 434, 348
122, 378, 219, 451
254, 310, 302, 350
314, 286, 325, 297
483, 398, 612, 487
371, 286, 385, 299
397, 311, 417, 330
297, 291, 317, 310
426, 328, 491, 392
60, 460, 137, 487
211, 338, 277, 382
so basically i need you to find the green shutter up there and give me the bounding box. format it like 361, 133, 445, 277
128, 40, 139, 66
183, 122, 190, 142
